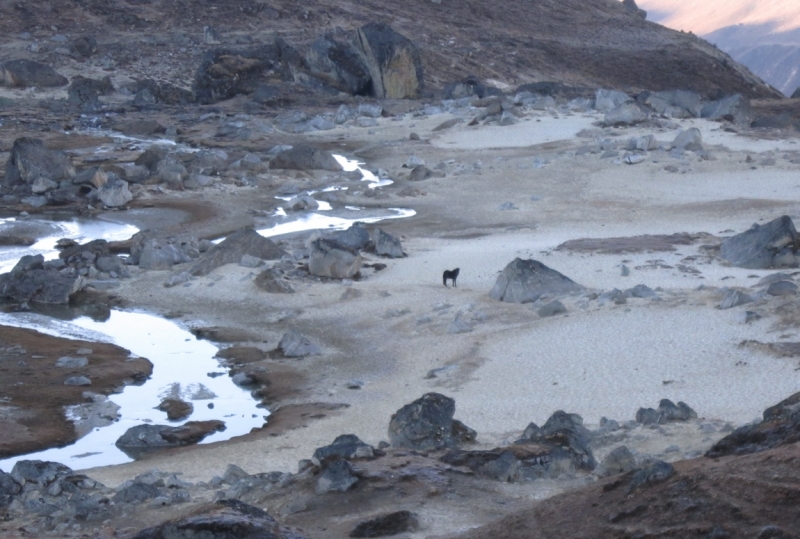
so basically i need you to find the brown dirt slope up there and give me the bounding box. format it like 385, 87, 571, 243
454, 444, 800, 539
0, 0, 782, 99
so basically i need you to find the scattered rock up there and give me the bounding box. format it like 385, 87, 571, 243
537, 300, 567, 317
630, 459, 674, 489
701, 94, 752, 126
636, 399, 697, 425
373, 228, 405, 258
490, 258, 584, 303
594, 89, 632, 112
255, 268, 295, 293
156, 398, 194, 421
97, 178, 132, 207
3, 137, 75, 191
596, 445, 637, 478
0, 254, 84, 304
720, 216, 799, 269
671, 127, 703, 151
388, 392, 476, 450
766, 280, 798, 296
278, 330, 322, 357
312, 434, 375, 465
603, 102, 646, 126
316, 458, 359, 494
115, 421, 226, 459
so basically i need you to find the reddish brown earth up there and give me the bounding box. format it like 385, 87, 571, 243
0, 324, 152, 458
456, 444, 800, 539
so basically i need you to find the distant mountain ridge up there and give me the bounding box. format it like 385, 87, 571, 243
638, 0, 800, 96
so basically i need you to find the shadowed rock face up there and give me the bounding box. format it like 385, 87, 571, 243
0, 59, 68, 88
388, 392, 476, 450
355, 22, 424, 99
489, 258, 584, 303
720, 215, 799, 269
706, 391, 800, 458
190, 229, 283, 276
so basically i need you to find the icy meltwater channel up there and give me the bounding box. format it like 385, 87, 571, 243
0, 310, 267, 471
0, 216, 139, 273
256, 154, 414, 237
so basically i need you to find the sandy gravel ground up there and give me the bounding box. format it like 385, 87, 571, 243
74, 108, 800, 488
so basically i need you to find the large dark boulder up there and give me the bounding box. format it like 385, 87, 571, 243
193, 41, 300, 104
306, 33, 372, 96
10, 460, 73, 487
373, 228, 405, 258
129, 79, 194, 105
354, 23, 424, 99
269, 145, 342, 171
190, 229, 283, 276
0, 59, 68, 87
701, 94, 753, 126
0, 469, 21, 508
489, 258, 584, 303
706, 391, 800, 458
329, 224, 371, 251
720, 215, 799, 269
388, 393, 476, 450
4, 137, 76, 190
115, 421, 226, 459
131, 499, 306, 539
0, 254, 84, 304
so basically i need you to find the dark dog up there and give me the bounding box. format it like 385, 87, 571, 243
443, 268, 460, 287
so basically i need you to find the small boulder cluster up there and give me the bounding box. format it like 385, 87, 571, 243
306, 224, 405, 280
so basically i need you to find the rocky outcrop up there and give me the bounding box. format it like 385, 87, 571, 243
193, 41, 299, 104
131, 499, 306, 539
388, 393, 476, 450
706, 391, 800, 458
3, 137, 75, 191
67, 75, 114, 110
306, 32, 372, 96
354, 22, 424, 99
635, 399, 697, 425
643, 89, 702, 118
671, 128, 703, 151
190, 229, 283, 276
0, 59, 68, 87
269, 145, 342, 171
0, 254, 84, 304
308, 238, 362, 279
97, 178, 132, 207
329, 224, 371, 251
490, 258, 584, 303
115, 421, 226, 459
720, 215, 799, 269
312, 434, 375, 465
603, 102, 647, 126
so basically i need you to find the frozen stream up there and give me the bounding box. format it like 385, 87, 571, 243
0, 310, 266, 471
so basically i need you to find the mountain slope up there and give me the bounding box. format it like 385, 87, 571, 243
0, 0, 782, 99
639, 0, 800, 95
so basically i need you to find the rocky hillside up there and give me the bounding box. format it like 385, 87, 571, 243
0, 0, 782, 99
639, 0, 800, 96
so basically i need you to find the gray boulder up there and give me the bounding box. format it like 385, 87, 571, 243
719, 289, 753, 309
0, 469, 21, 507
354, 22, 424, 99
0, 254, 84, 304
254, 269, 294, 294
115, 421, 226, 459
312, 434, 375, 465
596, 445, 637, 478
190, 229, 283, 276
373, 228, 405, 258
139, 239, 191, 270
131, 500, 304, 539
67, 75, 114, 110
636, 399, 697, 425
308, 238, 362, 279
11, 460, 72, 487
97, 178, 132, 207
701, 94, 752, 126
515, 410, 597, 472
0, 59, 68, 87
316, 459, 359, 494
644, 89, 702, 117
537, 299, 567, 317
306, 33, 372, 95
278, 330, 321, 357
388, 392, 476, 450
4, 137, 75, 190
594, 89, 632, 112
329, 224, 371, 251
767, 280, 798, 296
671, 128, 703, 151
720, 215, 799, 269
269, 145, 342, 171
603, 102, 646, 126
490, 258, 584, 303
